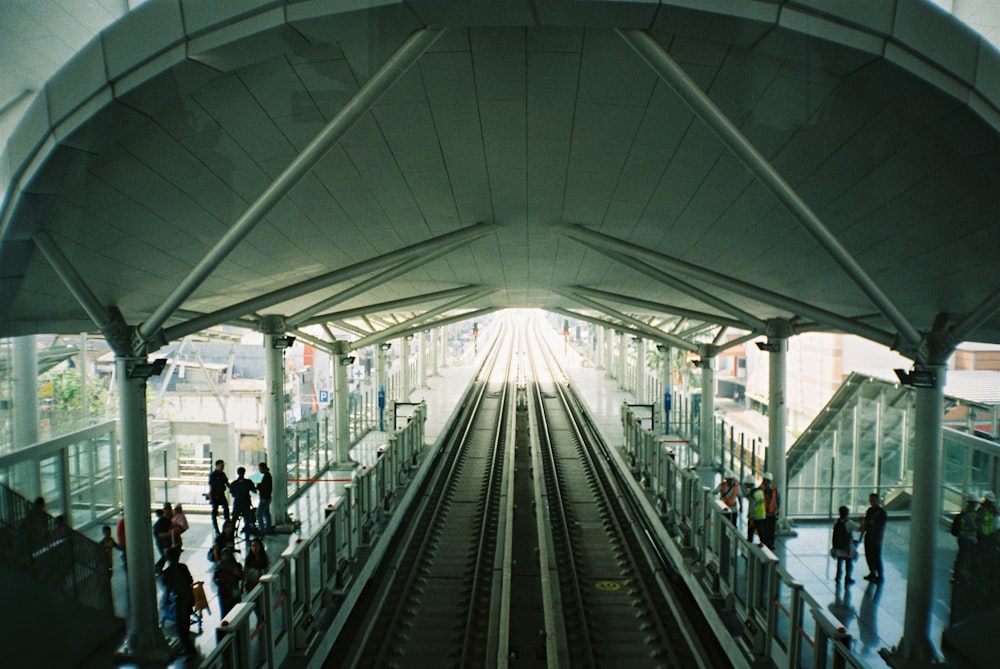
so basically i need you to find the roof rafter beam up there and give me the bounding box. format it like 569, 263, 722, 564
290, 328, 337, 356
553, 293, 700, 353
328, 320, 371, 338
345, 288, 494, 347
139, 27, 446, 344
350, 307, 499, 351
560, 224, 896, 348
599, 249, 766, 330
571, 285, 751, 332
548, 306, 698, 354
285, 237, 477, 328
32, 231, 133, 355
953, 287, 1000, 348
618, 28, 922, 353
298, 285, 484, 328
164, 222, 493, 342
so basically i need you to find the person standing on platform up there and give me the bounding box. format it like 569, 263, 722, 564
213, 546, 244, 618
859, 493, 887, 583
744, 474, 760, 543
161, 546, 197, 657
712, 471, 741, 525
116, 512, 127, 572
153, 508, 174, 573
171, 503, 190, 536
256, 462, 273, 534
757, 472, 780, 550
229, 466, 257, 537
99, 525, 120, 575
977, 491, 998, 545
831, 505, 859, 584
243, 537, 270, 592
208, 460, 230, 535
954, 493, 979, 579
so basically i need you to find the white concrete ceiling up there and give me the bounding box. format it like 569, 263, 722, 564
2, 0, 1000, 361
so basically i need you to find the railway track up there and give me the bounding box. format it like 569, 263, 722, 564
328, 315, 730, 668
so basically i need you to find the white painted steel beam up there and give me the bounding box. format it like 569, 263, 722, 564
286, 239, 480, 328
572, 285, 753, 332
164, 221, 493, 341
617, 29, 922, 354
351, 307, 499, 351
560, 224, 895, 348
298, 285, 484, 328
140, 28, 446, 343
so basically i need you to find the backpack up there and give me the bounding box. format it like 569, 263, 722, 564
951, 512, 962, 537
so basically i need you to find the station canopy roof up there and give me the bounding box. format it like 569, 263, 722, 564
2, 1, 1000, 362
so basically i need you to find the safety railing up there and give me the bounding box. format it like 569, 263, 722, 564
193, 401, 427, 669
622, 405, 866, 669
0, 482, 114, 616
0, 420, 119, 531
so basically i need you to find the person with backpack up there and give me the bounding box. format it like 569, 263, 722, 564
831, 505, 859, 584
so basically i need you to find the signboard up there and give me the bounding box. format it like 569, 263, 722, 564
318, 389, 330, 403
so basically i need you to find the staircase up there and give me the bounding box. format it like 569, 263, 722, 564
0, 483, 122, 667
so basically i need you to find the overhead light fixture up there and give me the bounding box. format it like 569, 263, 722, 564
405, 334, 414, 340
339, 356, 356, 366
271, 335, 296, 350
756, 341, 779, 353
126, 358, 168, 379
656, 344, 667, 352
894, 367, 937, 389
691, 359, 704, 369
379, 342, 392, 351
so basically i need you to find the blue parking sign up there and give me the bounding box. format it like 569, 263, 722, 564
318, 389, 330, 403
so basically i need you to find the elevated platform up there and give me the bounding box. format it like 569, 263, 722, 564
86, 339, 959, 668
553, 335, 956, 668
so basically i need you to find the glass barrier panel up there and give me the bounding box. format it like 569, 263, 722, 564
200, 635, 236, 669
774, 579, 794, 653
270, 583, 289, 647
734, 543, 749, 609
797, 608, 818, 669
245, 598, 266, 669
757, 561, 772, 612
39, 453, 63, 517
309, 539, 323, 606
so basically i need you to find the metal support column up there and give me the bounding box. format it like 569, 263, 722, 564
440, 327, 448, 368
637, 338, 647, 402
13, 336, 40, 497
699, 347, 716, 468
618, 331, 627, 388
763, 328, 795, 536
891, 363, 946, 665
418, 330, 428, 388
429, 327, 439, 377
596, 326, 606, 369
115, 356, 171, 664
377, 343, 389, 431
400, 336, 411, 401
262, 319, 292, 529
659, 345, 672, 434
333, 341, 355, 467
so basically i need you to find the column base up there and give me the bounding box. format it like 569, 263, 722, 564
880, 642, 944, 668
116, 633, 173, 666
776, 517, 798, 537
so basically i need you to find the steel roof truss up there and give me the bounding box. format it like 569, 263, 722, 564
140, 28, 446, 343
618, 29, 922, 353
